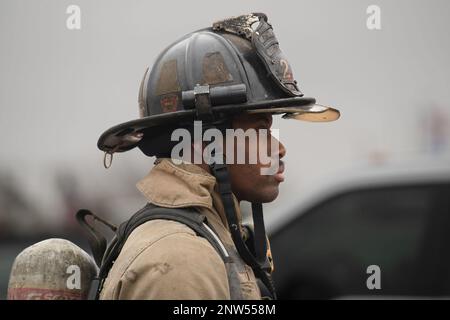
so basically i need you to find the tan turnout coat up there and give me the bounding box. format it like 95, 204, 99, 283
100, 158, 263, 300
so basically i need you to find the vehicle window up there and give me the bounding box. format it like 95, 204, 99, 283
271, 183, 450, 299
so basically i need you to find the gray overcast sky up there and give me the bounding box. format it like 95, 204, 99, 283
1, 0, 449, 223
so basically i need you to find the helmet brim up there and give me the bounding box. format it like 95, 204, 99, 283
97, 96, 340, 153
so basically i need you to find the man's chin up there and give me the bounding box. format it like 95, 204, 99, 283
236, 183, 280, 203
258, 186, 280, 203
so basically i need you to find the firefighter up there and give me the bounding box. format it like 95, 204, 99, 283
96, 13, 340, 300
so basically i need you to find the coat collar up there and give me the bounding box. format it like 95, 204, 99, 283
136, 158, 241, 229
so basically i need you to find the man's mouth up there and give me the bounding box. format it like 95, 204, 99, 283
274, 161, 285, 183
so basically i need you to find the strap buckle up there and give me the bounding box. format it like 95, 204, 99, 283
194, 84, 214, 121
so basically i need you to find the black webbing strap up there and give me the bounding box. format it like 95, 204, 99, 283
88, 204, 232, 300
251, 202, 269, 268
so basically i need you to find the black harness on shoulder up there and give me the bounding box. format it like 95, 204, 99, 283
76, 203, 276, 300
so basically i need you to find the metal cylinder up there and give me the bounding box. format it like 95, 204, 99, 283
7, 238, 97, 300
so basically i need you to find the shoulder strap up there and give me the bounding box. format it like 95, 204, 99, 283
88, 203, 241, 300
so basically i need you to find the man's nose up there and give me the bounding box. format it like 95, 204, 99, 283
271, 135, 286, 159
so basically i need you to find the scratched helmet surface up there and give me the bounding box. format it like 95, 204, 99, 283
98, 13, 340, 155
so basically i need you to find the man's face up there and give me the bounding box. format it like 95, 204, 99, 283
226, 113, 286, 203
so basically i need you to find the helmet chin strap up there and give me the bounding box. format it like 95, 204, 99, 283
194, 85, 276, 298
209, 154, 277, 299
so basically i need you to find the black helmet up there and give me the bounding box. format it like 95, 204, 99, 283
97, 13, 340, 156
